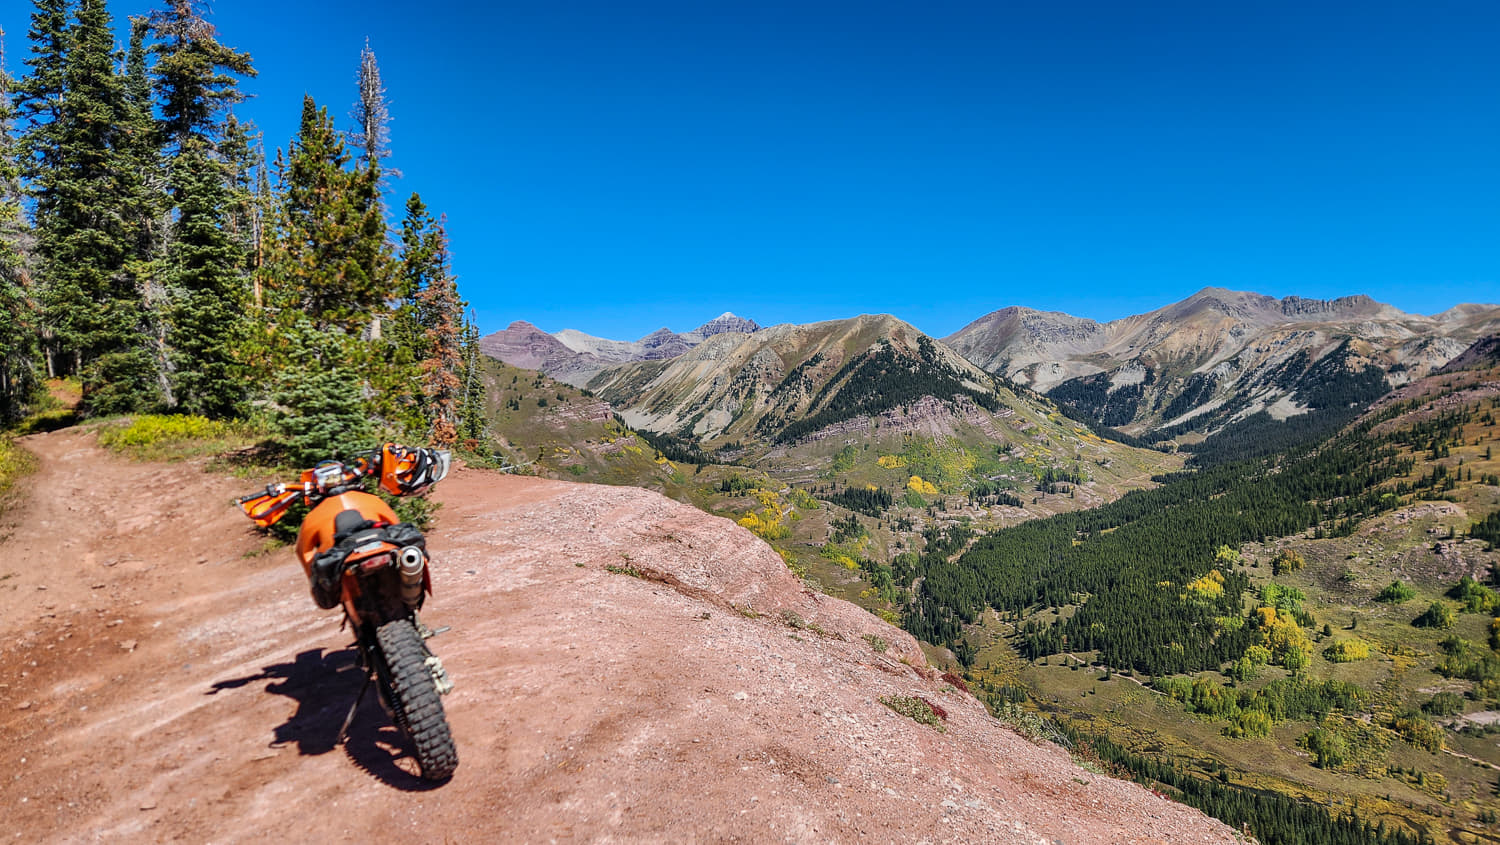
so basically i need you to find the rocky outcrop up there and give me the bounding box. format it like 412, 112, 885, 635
0, 429, 1239, 843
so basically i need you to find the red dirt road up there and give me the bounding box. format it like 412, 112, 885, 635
0, 428, 1238, 843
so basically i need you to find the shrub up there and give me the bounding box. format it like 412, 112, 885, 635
1391, 714, 1444, 752
1422, 692, 1465, 717
1449, 576, 1498, 613
1322, 639, 1371, 663
1413, 602, 1455, 629
99, 414, 228, 449
0, 436, 37, 501
991, 701, 1068, 747
1299, 728, 1347, 769
940, 672, 969, 693
863, 633, 889, 654
880, 695, 946, 732
1375, 580, 1416, 603
1225, 709, 1274, 739
1272, 549, 1305, 575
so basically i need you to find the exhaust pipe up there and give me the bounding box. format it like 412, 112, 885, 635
398, 546, 425, 608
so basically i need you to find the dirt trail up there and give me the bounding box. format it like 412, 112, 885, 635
0, 428, 1239, 843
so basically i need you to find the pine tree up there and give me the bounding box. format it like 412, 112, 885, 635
398, 195, 463, 446
15, 0, 72, 379
0, 34, 41, 423
271, 320, 373, 466
348, 39, 397, 184
166, 140, 247, 416
263, 96, 387, 334
119, 17, 173, 406
219, 113, 264, 269
148, 0, 253, 152
457, 309, 487, 447
148, 0, 255, 417
37, 0, 156, 414
14, 0, 70, 180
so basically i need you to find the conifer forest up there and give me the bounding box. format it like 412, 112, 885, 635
0, 0, 484, 456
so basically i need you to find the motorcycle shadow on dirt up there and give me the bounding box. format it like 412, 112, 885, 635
208, 647, 446, 792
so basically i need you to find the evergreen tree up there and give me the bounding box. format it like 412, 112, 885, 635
119, 17, 173, 406
148, 0, 255, 417
456, 309, 487, 446
14, 0, 70, 180
262, 96, 386, 334
398, 195, 463, 446
0, 34, 41, 423
15, 0, 71, 379
166, 139, 246, 416
271, 320, 373, 466
36, 0, 156, 414
148, 0, 253, 152
219, 113, 264, 270
348, 39, 397, 184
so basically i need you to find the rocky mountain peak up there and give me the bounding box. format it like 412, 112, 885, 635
692, 312, 762, 337
486, 313, 764, 386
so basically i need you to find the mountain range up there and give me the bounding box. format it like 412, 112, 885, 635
482, 288, 1500, 449
478, 312, 760, 388
945, 287, 1500, 441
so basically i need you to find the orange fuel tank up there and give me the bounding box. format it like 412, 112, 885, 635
293, 490, 400, 578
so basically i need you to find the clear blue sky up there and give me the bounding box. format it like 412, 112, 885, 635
4, 1, 1498, 340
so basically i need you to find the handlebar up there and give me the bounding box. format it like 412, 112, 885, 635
236, 444, 451, 528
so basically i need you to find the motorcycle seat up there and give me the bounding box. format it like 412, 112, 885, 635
333, 509, 377, 545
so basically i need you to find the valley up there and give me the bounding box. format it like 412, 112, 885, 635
481, 296, 1500, 843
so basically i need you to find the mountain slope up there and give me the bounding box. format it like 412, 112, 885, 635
945, 287, 1500, 441
0, 428, 1237, 843
927, 332, 1500, 841
476, 320, 610, 387
588, 314, 1002, 445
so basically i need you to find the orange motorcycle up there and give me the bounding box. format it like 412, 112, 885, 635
237, 444, 458, 780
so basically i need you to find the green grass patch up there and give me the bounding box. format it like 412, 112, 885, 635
98, 414, 263, 461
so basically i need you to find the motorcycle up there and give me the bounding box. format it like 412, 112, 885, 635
236, 443, 458, 781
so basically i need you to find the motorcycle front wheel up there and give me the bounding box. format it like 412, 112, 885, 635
374, 617, 458, 780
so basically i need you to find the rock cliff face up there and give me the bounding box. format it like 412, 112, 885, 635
0, 429, 1239, 843
945, 286, 1500, 438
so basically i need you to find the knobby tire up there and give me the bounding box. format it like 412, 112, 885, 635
374, 618, 458, 780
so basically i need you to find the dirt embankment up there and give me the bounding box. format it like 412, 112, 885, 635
0, 428, 1238, 843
